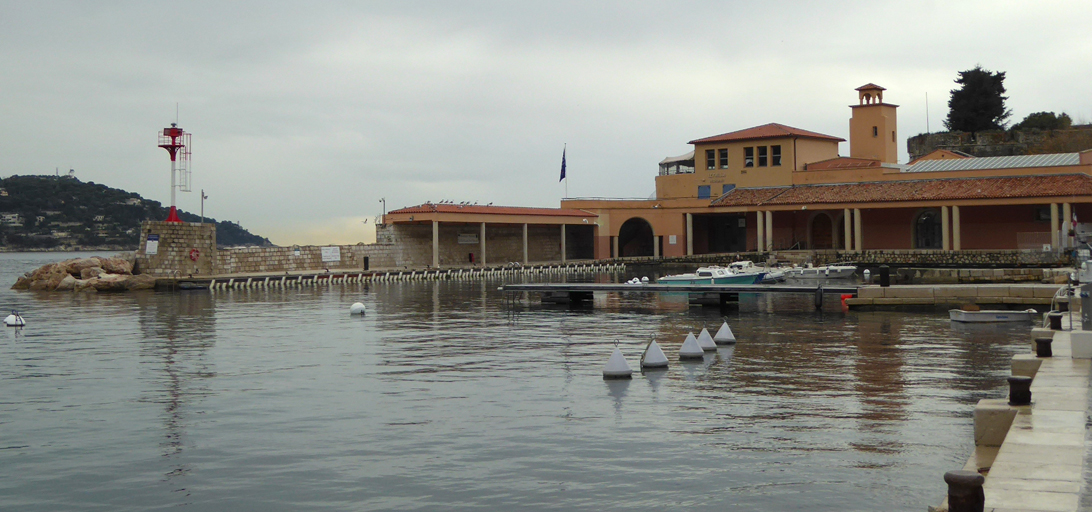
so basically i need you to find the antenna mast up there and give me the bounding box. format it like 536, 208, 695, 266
157, 123, 192, 223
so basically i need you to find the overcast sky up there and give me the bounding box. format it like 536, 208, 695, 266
2, 1, 1090, 245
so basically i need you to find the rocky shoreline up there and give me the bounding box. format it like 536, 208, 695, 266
11, 255, 156, 292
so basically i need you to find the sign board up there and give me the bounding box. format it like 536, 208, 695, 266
457, 233, 479, 245
145, 234, 159, 255
668, 235, 677, 245
321, 246, 341, 262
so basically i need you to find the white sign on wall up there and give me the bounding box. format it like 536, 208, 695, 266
145, 234, 159, 255
321, 246, 341, 262
668, 235, 677, 245
457, 233, 479, 245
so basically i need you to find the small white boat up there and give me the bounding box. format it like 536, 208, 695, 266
949, 308, 1038, 323
787, 263, 857, 279
659, 266, 762, 285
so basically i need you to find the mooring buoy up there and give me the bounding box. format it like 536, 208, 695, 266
603, 345, 633, 379
4, 310, 25, 327
713, 321, 736, 345
679, 332, 704, 360
349, 302, 366, 315
640, 338, 669, 369
697, 328, 717, 351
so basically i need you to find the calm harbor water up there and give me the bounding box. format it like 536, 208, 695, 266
0, 252, 1030, 511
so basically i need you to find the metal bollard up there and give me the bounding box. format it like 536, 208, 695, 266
1034, 337, 1054, 358
879, 265, 890, 287
944, 470, 985, 512
1048, 311, 1063, 330
1007, 375, 1032, 406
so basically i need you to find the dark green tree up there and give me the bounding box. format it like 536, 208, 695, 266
1010, 111, 1072, 131
944, 65, 1012, 132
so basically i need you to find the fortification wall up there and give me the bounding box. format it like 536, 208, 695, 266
134, 221, 217, 275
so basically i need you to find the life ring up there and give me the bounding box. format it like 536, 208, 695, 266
189, 248, 200, 261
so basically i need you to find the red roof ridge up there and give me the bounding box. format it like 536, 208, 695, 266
689, 122, 844, 145
388, 203, 597, 217
855, 83, 886, 91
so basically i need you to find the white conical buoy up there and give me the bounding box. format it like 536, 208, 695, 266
349, 302, 366, 315
603, 345, 633, 379
679, 332, 704, 360
697, 328, 716, 351
640, 338, 669, 369
4, 311, 25, 327
713, 321, 736, 345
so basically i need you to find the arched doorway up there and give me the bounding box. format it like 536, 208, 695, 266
617, 218, 654, 257
810, 214, 834, 249
914, 210, 942, 249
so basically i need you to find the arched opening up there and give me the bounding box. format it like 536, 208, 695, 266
914, 210, 942, 249
810, 214, 834, 249
617, 217, 654, 257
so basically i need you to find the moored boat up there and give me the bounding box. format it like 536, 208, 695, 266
949, 308, 1038, 323
658, 266, 763, 285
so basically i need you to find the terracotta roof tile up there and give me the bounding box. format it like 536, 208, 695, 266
855, 83, 886, 91
388, 203, 596, 217
805, 157, 881, 171
711, 174, 1092, 207
689, 123, 844, 145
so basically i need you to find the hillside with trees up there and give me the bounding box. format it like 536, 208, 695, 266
0, 175, 272, 250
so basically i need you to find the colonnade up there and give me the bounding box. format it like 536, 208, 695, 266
431, 221, 572, 268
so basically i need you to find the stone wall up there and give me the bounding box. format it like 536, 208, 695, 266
906, 128, 1092, 161
134, 221, 217, 276
214, 244, 398, 274
804, 249, 1073, 268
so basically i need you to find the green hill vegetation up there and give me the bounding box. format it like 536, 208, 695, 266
0, 175, 272, 250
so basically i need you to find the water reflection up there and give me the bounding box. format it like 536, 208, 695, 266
134, 291, 217, 480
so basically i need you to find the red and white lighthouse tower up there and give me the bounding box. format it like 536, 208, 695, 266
157, 123, 191, 223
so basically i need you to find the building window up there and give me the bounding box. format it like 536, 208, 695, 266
744, 147, 754, 167
718, 148, 728, 169
771, 145, 781, 166
872, 126, 878, 137
758, 146, 768, 167
705, 150, 715, 170
698, 185, 711, 199
722, 184, 736, 195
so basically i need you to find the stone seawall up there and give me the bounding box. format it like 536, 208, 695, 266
214, 244, 398, 274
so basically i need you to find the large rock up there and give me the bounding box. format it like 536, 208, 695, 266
80, 266, 104, 280
99, 257, 133, 275
67, 258, 103, 274
124, 274, 157, 290
91, 274, 129, 292
11, 276, 29, 290
54, 274, 77, 291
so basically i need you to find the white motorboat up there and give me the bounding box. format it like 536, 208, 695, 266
786, 263, 857, 279
949, 308, 1038, 323
659, 265, 763, 285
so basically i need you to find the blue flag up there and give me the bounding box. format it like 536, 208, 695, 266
559, 147, 566, 182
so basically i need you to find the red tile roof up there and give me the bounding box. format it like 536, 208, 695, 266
689, 123, 845, 144
711, 174, 1092, 207
855, 83, 886, 91
388, 203, 596, 217
804, 157, 882, 171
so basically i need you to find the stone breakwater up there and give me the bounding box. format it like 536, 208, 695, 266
11, 256, 156, 292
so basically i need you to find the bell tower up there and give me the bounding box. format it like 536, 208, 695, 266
849, 83, 898, 163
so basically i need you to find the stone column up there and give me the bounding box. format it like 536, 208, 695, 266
1051, 203, 1059, 248
952, 205, 961, 251
941, 206, 950, 251
432, 220, 440, 268
653, 233, 659, 258
480, 222, 487, 265
853, 208, 863, 252
1063, 202, 1072, 249
522, 223, 529, 265
756, 211, 765, 252
612, 236, 619, 258
560, 224, 566, 263
686, 213, 693, 256
844, 208, 852, 251
765, 211, 774, 251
